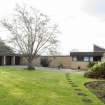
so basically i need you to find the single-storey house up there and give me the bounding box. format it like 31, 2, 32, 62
20, 44, 105, 70
1, 42, 105, 70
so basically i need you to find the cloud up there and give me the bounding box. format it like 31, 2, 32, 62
83, 0, 105, 17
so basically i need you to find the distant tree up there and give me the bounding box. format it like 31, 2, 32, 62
1, 4, 59, 70
0, 38, 14, 54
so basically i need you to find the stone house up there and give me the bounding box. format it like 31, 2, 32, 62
1, 42, 105, 70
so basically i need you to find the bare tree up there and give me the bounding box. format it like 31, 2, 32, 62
1, 4, 59, 70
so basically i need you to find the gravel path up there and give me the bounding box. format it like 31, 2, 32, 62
0, 66, 85, 73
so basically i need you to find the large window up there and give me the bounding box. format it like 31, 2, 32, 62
72, 56, 101, 62
72, 57, 77, 61
90, 57, 93, 62
84, 57, 89, 62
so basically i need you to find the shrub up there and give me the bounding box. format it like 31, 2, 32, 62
58, 63, 63, 69
40, 57, 49, 67
88, 62, 97, 68
84, 62, 105, 79
84, 71, 97, 78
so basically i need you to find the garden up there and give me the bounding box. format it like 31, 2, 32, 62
84, 62, 105, 104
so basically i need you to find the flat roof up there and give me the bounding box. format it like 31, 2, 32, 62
0, 53, 21, 56
70, 52, 105, 57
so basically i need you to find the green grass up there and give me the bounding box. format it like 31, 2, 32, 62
0, 68, 104, 105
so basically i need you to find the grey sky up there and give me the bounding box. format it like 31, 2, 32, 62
0, 0, 105, 54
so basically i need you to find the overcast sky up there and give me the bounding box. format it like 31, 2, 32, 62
0, 0, 105, 55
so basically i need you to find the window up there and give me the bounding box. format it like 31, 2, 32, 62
93, 56, 101, 61
84, 57, 89, 62
90, 57, 93, 62
72, 57, 77, 61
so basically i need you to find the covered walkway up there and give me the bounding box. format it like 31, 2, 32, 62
0, 56, 20, 65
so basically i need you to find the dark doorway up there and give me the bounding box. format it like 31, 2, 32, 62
15, 56, 20, 65
6, 56, 12, 65
0, 56, 3, 65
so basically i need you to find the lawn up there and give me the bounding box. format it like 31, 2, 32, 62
0, 68, 104, 105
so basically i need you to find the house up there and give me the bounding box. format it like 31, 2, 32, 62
70, 45, 105, 69
1, 41, 105, 70
21, 44, 105, 70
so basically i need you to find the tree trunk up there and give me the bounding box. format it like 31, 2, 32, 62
27, 58, 35, 70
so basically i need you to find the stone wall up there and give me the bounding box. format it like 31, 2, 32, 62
20, 56, 89, 70
48, 56, 72, 68
70, 61, 89, 70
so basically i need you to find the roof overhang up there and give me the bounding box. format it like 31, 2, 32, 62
70, 52, 105, 57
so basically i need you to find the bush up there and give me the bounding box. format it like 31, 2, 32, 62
84, 71, 97, 78
84, 62, 105, 79
58, 63, 63, 69
40, 57, 49, 67
88, 62, 97, 68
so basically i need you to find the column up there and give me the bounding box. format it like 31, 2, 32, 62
12, 56, 15, 65
3, 56, 6, 65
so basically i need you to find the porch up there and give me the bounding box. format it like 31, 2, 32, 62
0, 56, 20, 66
